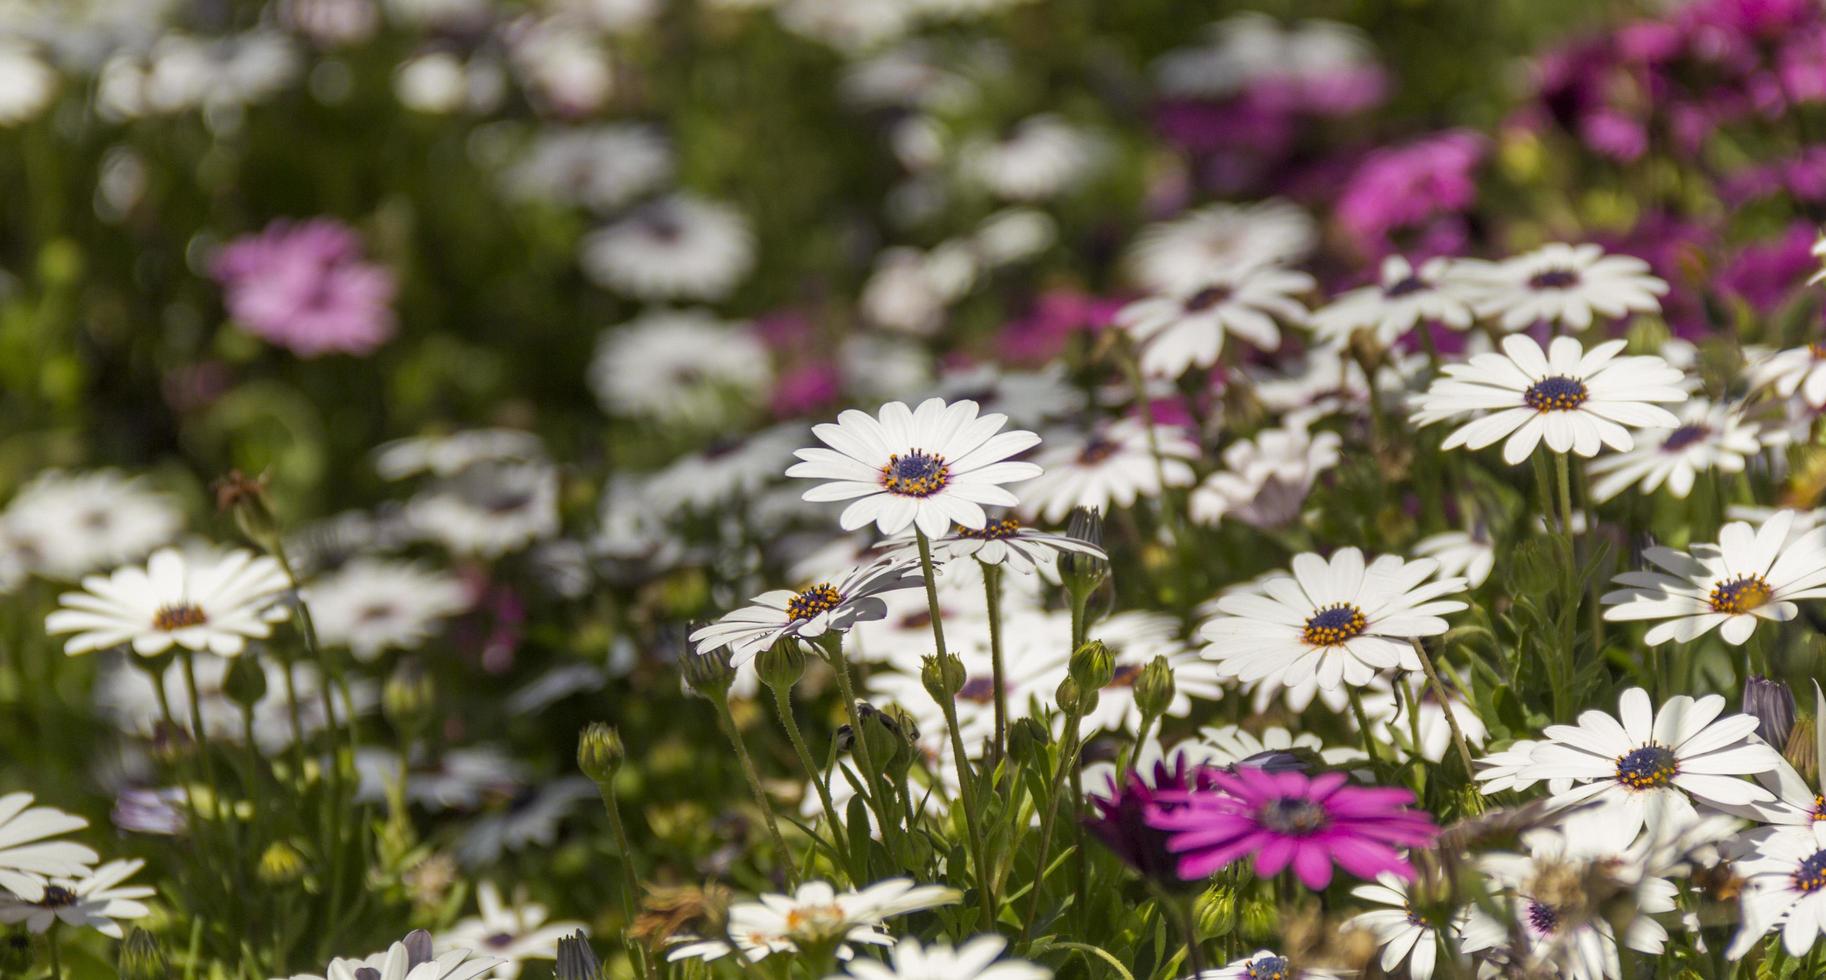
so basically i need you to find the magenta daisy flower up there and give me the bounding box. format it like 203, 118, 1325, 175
212, 218, 397, 357
1145, 767, 1439, 889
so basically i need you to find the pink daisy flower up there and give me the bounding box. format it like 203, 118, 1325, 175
1146, 767, 1439, 889
212, 218, 397, 357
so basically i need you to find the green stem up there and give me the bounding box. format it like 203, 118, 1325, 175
935, 673, 998, 929
981, 561, 1009, 767
769, 679, 847, 871
46, 922, 62, 980
594, 780, 654, 980
821, 635, 901, 855
709, 693, 794, 882
1412, 641, 1480, 792
1345, 685, 1384, 765
1050, 942, 1138, 980
1019, 706, 1085, 946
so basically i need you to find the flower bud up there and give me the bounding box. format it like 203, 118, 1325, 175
1008, 717, 1050, 765
382, 660, 436, 738
213, 470, 282, 551
577, 723, 625, 784
1056, 676, 1098, 717
880, 704, 922, 775
1504, 536, 1562, 597
1744, 675, 1796, 750
1195, 883, 1237, 938
119, 928, 169, 980
1134, 655, 1175, 719
837, 702, 908, 769
756, 639, 805, 691
1069, 640, 1115, 691
921, 653, 966, 701
555, 931, 603, 980
1059, 507, 1108, 594
258, 840, 308, 883
682, 644, 737, 698
1240, 896, 1277, 943
222, 654, 268, 708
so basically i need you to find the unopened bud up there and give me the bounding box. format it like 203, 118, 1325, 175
1059, 507, 1108, 594
1745, 675, 1796, 750
222, 654, 268, 708
756, 639, 805, 691
921, 653, 966, 701
555, 931, 603, 980
682, 644, 737, 698
1240, 896, 1277, 943
1194, 883, 1237, 938
213, 470, 282, 550
119, 928, 169, 980
382, 660, 436, 738
1056, 676, 1098, 717
1008, 717, 1050, 764
258, 841, 307, 884
1069, 640, 1115, 691
577, 723, 625, 784
1134, 655, 1175, 719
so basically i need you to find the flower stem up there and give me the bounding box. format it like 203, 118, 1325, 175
820, 634, 901, 855
1019, 704, 1085, 946
981, 560, 1009, 767
1345, 684, 1383, 765
708, 691, 794, 883
935, 668, 998, 929
46, 922, 62, 980
1411, 641, 1480, 791
593, 778, 654, 980
769, 679, 847, 870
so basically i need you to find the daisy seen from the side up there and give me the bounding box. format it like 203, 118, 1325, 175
689, 559, 922, 665
1601, 509, 1826, 645
1585, 399, 1771, 502
0, 858, 153, 939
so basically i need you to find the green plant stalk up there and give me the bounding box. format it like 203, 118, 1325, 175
935, 674, 998, 928
46, 921, 62, 980
1411, 641, 1480, 788
1019, 703, 1086, 946
593, 779, 653, 980
708, 691, 794, 883
981, 560, 1010, 767
1119, 342, 1183, 548
769, 679, 847, 872
1345, 684, 1384, 765
820, 634, 902, 855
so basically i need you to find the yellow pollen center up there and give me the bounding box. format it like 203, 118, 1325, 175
784, 584, 842, 622
1708, 575, 1773, 614
153, 603, 208, 631
955, 518, 1021, 540
880, 449, 951, 498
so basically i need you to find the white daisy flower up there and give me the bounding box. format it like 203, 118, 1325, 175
46, 547, 291, 658
285, 930, 502, 980
1747, 343, 1826, 409
1199, 548, 1467, 691
456, 778, 596, 868
1020, 420, 1197, 523
0, 43, 56, 125
354, 746, 527, 811
1586, 400, 1770, 502
0, 794, 97, 902
1414, 334, 1686, 465
503, 124, 671, 212
1192, 723, 1367, 771
1124, 200, 1316, 294
0, 859, 152, 939
1457, 242, 1667, 332
439, 881, 585, 979
579, 194, 755, 301
1727, 823, 1826, 959
1152, 13, 1378, 100
1203, 949, 1344, 980
861, 244, 976, 335
1252, 341, 1432, 431
641, 425, 805, 517
1346, 874, 1454, 980
1811, 231, 1826, 286
303, 558, 470, 662
1310, 255, 1475, 348
775, 0, 915, 53
1189, 425, 1341, 529
1116, 265, 1311, 379
929, 364, 1087, 429
1473, 739, 1571, 796
831, 936, 1049, 980
374, 429, 546, 481
876, 513, 1103, 576
666, 878, 960, 963
589, 309, 772, 425
689, 559, 922, 665
786, 397, 1043, 539
1412, 527, 1495, 588
1513, 687, 1779, 843
407, 462, 559, 558
1601, 509, 1826, 646
959, 114, 1103, 202
1, 470, 183, 581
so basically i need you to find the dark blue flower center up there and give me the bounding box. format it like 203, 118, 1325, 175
1797, 850, 1826, 893
1528, 268, 1581, 290
1245, 955, 1291, 980
1184, 285, 1233, 312
958, 676, 998, 703
1660, 424, 1710, 452
1614, 744, 1678, 790
1385, 275, 1429, 298
1708, 574, 1773, 614
1258, 796, 1329, 835
1523, 376, 1589, 413
1527, 901, 1559, 934
880, 450, 950, 497
1078, 437, 1120, 465
1301, 603, 1367, 646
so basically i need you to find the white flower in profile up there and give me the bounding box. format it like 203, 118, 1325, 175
0, 794, 98, 902
1412, 527, 1495, 588
1199, 548, 1467, 691
1, 470, 183, 581
1586, 400, 1770, 502
1601, 510, 1826, 646
1191, 724, 1366, 771
1456, 242, 1667, 331
579, 194, 754, 301
1727, 823, 1826, 959
1346, 874, 1454, 980
0, 859, 152, 938
284, 930, 502, 980
876, 516, 1104, 576
439, 881, 585, 979
1189, 425, 1341, 529
1310, 255, 1474, 348
589, 309, 772, 424
46, 547, 291, 657
787, 398, 1042, 539
829, 935, 1050, 980
1116, 264, 1311, 378
1020, 420, 1196, 522
1124, 200, 1315, 293
1747, 343, 1826, 409
690, 559, 922, 665
1516, 687, 1779, 844
666, 878, 961, 963
304, 558, 471, 662
373, 429, 545, 481
959, 114, 1103, 202
1473, 739, 1571, 796
1413, 334, 1686, 465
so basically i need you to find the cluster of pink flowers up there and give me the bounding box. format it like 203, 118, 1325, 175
1334, 129, 1485, 260
212, 218, 397, 358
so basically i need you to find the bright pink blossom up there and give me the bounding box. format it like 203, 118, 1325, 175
212, 218, 397, 357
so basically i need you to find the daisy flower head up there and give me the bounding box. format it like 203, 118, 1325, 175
1189, 425, 1342, 529
875, 515, 1105, 576
0, 859, 152, 939
1519, 687, 1779, 843
1727, 823, 1826, 959
1411, 526, 1495, 588
1123, 200, 1316, 294
667, 878, 960, 963
589, 309, 772, 425
373, 429, 546, 481
829, 936, 1050, 980
1473, 739, 1572, 796
303, 558, 470, 662
786, 398, 1043, 539
1414, 334, 1686, 465
579, 193, 755, 301
1586, 399, 1771, 502
406, 461, 560, 558
439, 881, 585, 979
1346, 874, 1454, 980
1199, 548, 1467, 691
1020, 419, 1197, 523
502, 123, 672, 213
1116, 264, 1312, 379
1747, 342, 1826, 409
0, 794, 98, 902
1202, 950, 1344, 980
1458, 242, 1667, 332
1147, 767, 1441, 888
1310, 255, 1475, 348
959, 113, 1104, 202
0, 470, 183, 581
689, 559, 921, 665
46, 546, 291, 657
1601, 509, 1826, 645
288, 930, 502, 980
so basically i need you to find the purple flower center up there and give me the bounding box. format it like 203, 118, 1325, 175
958, 676, 998, 703
1384, 275, 1430, 298
1301, 603, 1366, 646
785, 583, 842, 622
1526, 901, 1559, 934
1078, 437, 1120, 465
485, 932, 516, 949
1797, 850, 1826, 893
38, 885, 76, 908
1245, 954, 1291, 979
1708, 574, 1773, 614
1258, 796, 1329, 835
1183, 285, 1233, 312
1614, 744, 1678, 790
1523, 376, 1589, 413
1660, 424, 1709, 452
881, 450, 951, 497
1527, 268, 1582, 290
